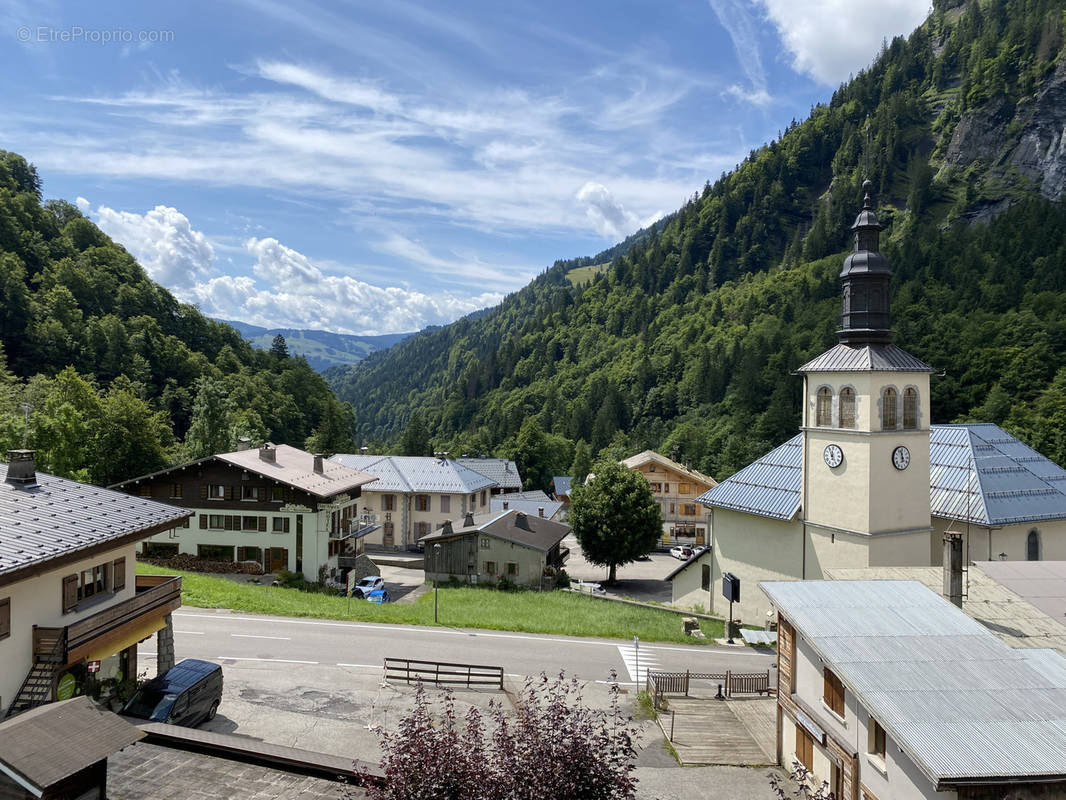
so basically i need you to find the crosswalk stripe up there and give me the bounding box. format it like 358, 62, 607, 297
616, 644, 662, 683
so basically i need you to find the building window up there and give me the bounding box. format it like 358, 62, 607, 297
839, 388, 856, 429
144, 542, 179, 558
0, 597, 10, 641
271, 486, 285, 502
679, 483, 691, 495
197, 544, 235, 561
816, 387, 832, 426
682, 504, 698, 516
139, 485, 152, 497
238, 546, 262, 562
903, 388, 918, 430
415, 522, 430, 540
242, 486, 262, 501
824, 668, 845, 718
78, 563, 111, 602
480, 536, 491, 549
881, 388, 897, 430
382, 494, 395, 511
273, 517, 290, 533
169, 483, 183, 499
480, 490, 487, 506
208, 484, 225, 500
506, 562, 518, 576
868, 718, 886, 760
795, 726, 814, 772
209, 514, 225, 529
1027, 529, 1041, 561
440, 495, 451, 514
650, 482, 662, 493
485, 561, 496, 575
415, 494, 430, 512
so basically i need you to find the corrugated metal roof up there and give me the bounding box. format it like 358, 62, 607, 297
930, 424, 1066, 525
218, 445, 377, 498
703, 424, 1066, 524
510, 490, 552, 502
490, 497, 563, 519
696, 435, 801, 520
0, 463, 191, 579
797, 343, 933, 373
422, 508, 569, 552
456, 458, 523, 490
761, 580, 1066, 784
330, 455, 496, 494
553, 476, 572, 496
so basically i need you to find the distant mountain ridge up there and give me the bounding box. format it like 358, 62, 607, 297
218, 319, 414, 372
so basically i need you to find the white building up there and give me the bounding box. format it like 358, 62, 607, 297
761, 579, 1066, 799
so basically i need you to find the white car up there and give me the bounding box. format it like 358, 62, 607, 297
574, 580, 606, 595
669, 546, 694, 560
352, 576, 384, 597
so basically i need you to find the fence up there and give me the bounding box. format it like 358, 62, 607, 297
645, 669, 773, 709
383, 658, 504, 690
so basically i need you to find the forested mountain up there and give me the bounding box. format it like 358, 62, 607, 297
0, 151, 353, 484
218, 319, 413, 373
329, 0, 1066, 483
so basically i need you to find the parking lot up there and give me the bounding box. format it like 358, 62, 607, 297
561, 535, 681, 604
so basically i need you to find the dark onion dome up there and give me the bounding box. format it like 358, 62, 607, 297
838, 180, 893, 345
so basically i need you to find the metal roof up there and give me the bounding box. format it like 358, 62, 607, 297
217, 445, 377, 498
975, 561, 1066, 627
330, 455, 496, 494
0, 463, 191, 580
553, 476, 572, 496
930, 424, 1066, 525
702, 425, 1066, 524
696, 435, 801, 520
456, 458, 523, 490
491, 496, 563, 519
761, 580, 1066, 785
421, 509, 569, 552
621, 450, 717, 487
797, 343, 933, 373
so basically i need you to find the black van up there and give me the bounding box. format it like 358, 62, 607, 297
120, 659, 223, 727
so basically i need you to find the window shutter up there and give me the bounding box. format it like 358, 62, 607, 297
113, 558, 126, 592
62, 575, 78, 613
225, 515, 233, 531
0, 597, 10, 640
225, 485, 234, 500
199, 514, 208, 529
259, 516, 267, 532
200, 485, 208, 500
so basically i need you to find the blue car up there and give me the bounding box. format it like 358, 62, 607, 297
365, 588, 391, 604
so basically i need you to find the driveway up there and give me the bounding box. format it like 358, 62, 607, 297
562, 535, 679, 603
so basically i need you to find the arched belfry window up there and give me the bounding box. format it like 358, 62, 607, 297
1027, 530, 1041, 561
882, 388, 898, 431
903, 388, 918, 430
816, 387, 832, 427
840, 387, 856, 429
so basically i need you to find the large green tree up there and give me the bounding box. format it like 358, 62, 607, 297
569, 459, 661, 584
184, 376, 234, 459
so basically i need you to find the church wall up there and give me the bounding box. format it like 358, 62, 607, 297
712, 509, 803, 623
930, 517, 1066, 564
805, 526, 872, 578
868, 530, 936, 567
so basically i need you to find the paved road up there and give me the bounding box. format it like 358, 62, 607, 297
169, 607, 775, 685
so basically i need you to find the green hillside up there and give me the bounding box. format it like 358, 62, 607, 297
329, 0, 1066, 481
0, 153, 353, 484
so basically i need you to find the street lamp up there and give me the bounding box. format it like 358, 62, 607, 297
434, 543, 442, 624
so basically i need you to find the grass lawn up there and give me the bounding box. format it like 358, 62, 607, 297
137, 562, 723, 644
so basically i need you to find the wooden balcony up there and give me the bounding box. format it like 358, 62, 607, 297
38, 575, 182, 664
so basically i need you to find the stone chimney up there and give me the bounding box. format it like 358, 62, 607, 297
313, 454, 324, 474
502, 501, 509, 510
538, 507, 545, 518
464, 512, 475, 527
360, 445, 369, 455
440, 520, 453, 535
943, 533, 964, 608
259, 444, 276, 463
236, 438, 253, 452
5, 450, 37, 488
515, 512, 528, 529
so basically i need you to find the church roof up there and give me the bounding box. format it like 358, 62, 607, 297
698, 425, 1066, 526
797, 343, 933, 373
696, 435, 802, 521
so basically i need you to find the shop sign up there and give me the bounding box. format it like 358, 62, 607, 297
87, 660, 101, 674
56, 672, 76, 700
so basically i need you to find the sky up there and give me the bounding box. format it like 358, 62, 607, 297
1, 0, 930, 336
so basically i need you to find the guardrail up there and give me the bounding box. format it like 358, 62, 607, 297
646, 669, 773, 709
383, 658, 504, 689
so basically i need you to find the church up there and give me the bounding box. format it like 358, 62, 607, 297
672, 182, 1066, 622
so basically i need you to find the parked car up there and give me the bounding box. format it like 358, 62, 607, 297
120, 659, 223, 727
692, 545, 709, 557
670, 546, 693, 560
365, 588, 391, 604
352, 576, 384, 598
574, 580, 606, 595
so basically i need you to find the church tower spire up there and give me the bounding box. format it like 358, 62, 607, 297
838, 180, 892, 345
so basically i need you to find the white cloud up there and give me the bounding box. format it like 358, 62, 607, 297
707, 0, 770, 107
91, 203, 216, 290
758, 0, 929, 85
725, 84, 772, 107
245, 237, 324, 285
576, 182, 638, 239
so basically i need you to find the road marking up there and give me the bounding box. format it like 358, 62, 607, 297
231, 634, 291, 640
175, 611, 769, 659
336, 663, 384, 669
175, 630, 204, 635
617, 644, 661, 684
218, 656, 318, 664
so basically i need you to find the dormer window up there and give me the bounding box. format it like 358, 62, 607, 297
816, 387, 832, 427
840, 388, 856, 429
903, 388, 918, 430
881, 388, 897, 430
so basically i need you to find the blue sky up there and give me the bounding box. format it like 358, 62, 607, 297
1, 0, 928, 335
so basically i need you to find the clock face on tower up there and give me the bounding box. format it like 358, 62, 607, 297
892, 445, 911, 470
823, 444, 843, 468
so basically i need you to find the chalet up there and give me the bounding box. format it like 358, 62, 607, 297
621, 451, 717, 546
329, 454, 496, 551
421, 510, 569, 587
112, 444, 377, 581
762, 579, 1066, 799
455, 458, 523, 495
491, 490, 564, 521
0, 450, 191, 718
